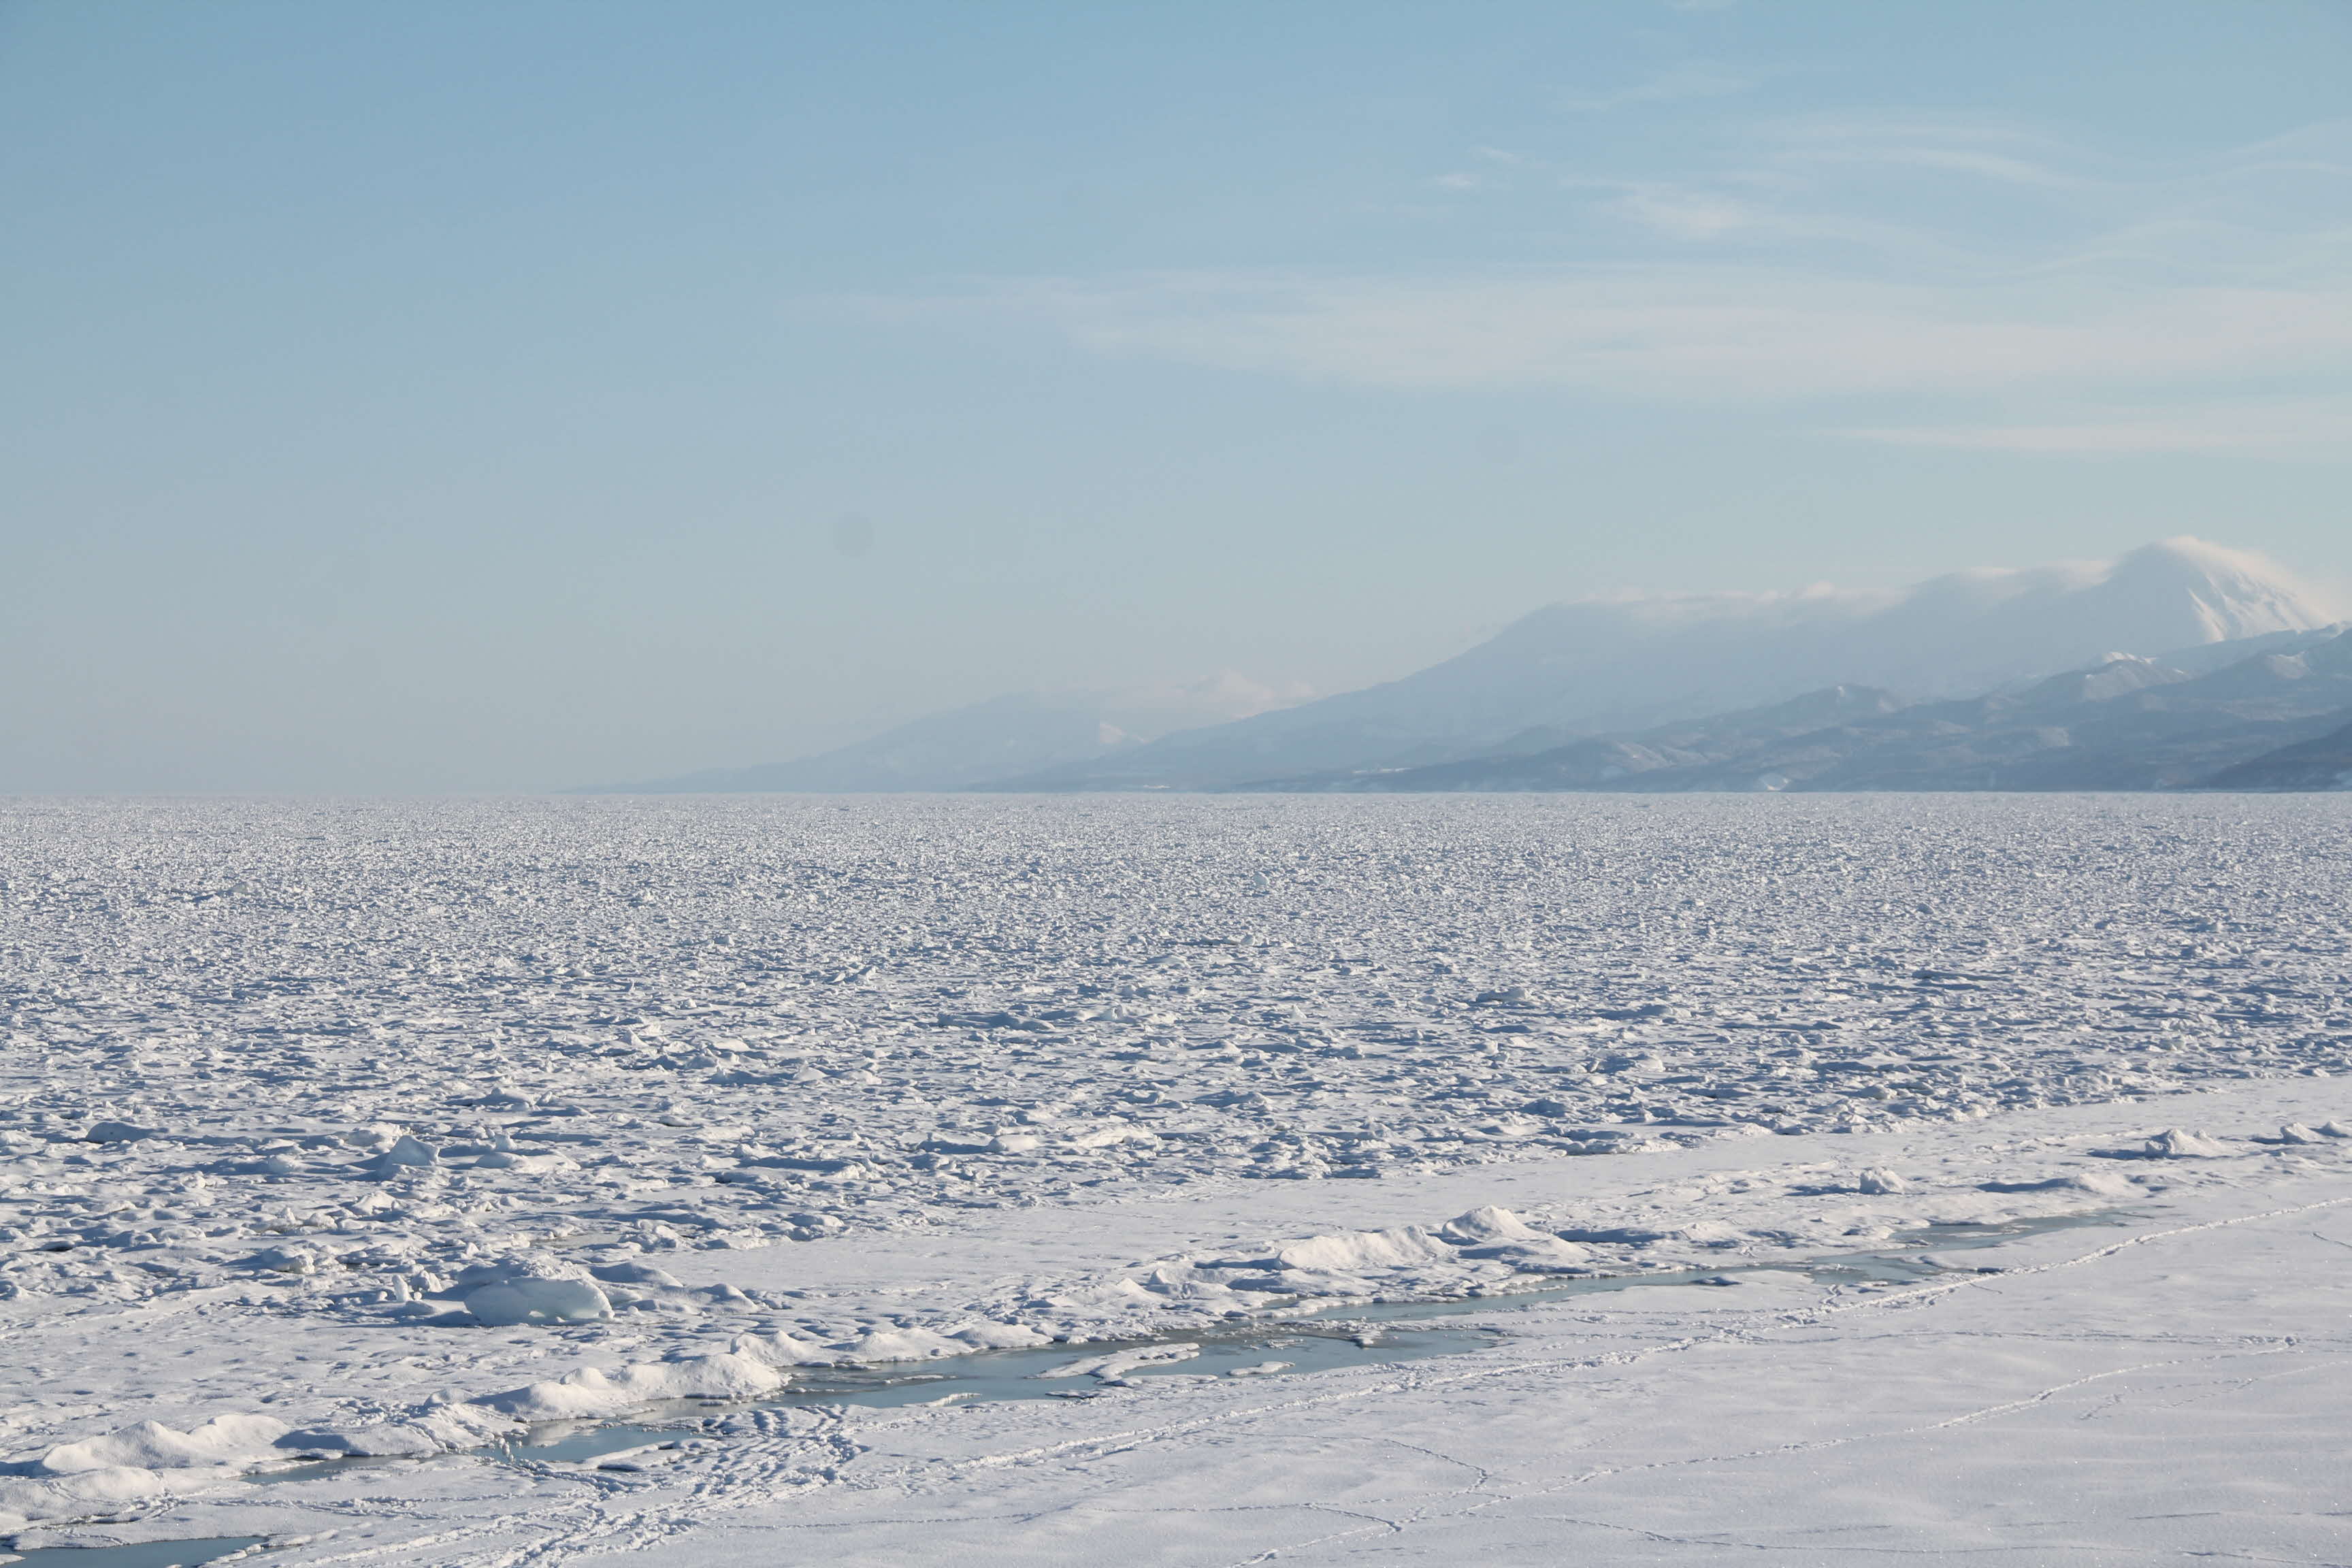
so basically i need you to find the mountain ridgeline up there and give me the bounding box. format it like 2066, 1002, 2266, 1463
988, 537, 2336, 792
1239, 629, 2352, 794
588, 538, 2352, 795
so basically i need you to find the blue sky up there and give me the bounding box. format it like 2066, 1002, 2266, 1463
3, 1, 2348, 789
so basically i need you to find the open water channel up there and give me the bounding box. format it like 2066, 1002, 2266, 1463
9, 1210, 2135, 1566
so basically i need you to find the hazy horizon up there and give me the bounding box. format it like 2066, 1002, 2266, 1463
6, 1, 2349, 791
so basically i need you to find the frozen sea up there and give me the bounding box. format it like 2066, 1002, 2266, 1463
3, 794, 2351, 1565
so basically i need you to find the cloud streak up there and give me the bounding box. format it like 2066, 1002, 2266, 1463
852, 115, 2352, 455
1840, 397, 2352, 455
909, 267, 2352, 406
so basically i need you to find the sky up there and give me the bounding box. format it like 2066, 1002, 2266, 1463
3, 0, 2349, 791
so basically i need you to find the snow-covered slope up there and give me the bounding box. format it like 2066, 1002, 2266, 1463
585, 672, 1309, 794
1004, 538, 2334, 790
1287, 630, 2352, 795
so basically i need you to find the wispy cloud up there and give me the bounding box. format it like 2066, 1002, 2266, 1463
1759, 112, 2116, 188
1558, 62, 1749, 114
850, 116, 2352, 456
897, 268, 2352, 405
1614, 185, 1756, 240
1840, 397, 2352, 455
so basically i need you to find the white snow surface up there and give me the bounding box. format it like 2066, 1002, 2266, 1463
4, 791, 2352, 1563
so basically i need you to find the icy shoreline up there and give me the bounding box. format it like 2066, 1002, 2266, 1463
24, 1075, 2352, 1564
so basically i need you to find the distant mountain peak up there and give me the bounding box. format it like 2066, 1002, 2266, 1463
2097, 536, 2329, 641
996, 536, 2339, 791
591, 537, 2339, 796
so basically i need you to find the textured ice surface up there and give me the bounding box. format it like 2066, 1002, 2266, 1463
3, 794, 2351, 1557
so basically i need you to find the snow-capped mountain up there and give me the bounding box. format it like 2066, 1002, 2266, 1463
583, 672, 1309, 794
998, 538, 2336, 790
1262, 629, 2352, 795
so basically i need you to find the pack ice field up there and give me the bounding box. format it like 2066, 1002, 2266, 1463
3, 794, 2351, 1565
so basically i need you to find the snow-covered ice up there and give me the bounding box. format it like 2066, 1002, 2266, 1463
3, 792, 2351, 1563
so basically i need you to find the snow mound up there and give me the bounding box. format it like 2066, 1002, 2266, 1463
590, 1260, 685, 1288
1984, 1170, 2141, 1198
1435, 1206, 1592, 1270
477, 1352, 789, 1421
39, 1414, 290, 1475
949, 1321, 1052, 1350
1437, 1206, 1548, 1245
1272, 1226, 1456, 1273
361, 1134, 438, 1178
1199, 1209, 1600, 1295
246, 1245, 323, 1275
2143, 1127, 2230, 1158
456, 1253, 613, 1326
729, 1328, 842, 1365
466, 1277, 611, 1327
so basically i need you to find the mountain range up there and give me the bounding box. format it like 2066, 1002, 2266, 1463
587, 672, 1309, 794
585, 536, 2352, 795
1256, 629, 2352, 794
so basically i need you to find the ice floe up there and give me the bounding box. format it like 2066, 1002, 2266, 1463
3, 794, 2352, 1547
